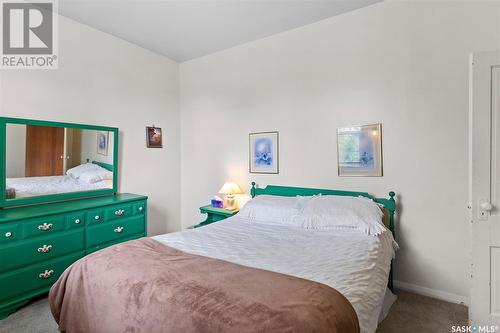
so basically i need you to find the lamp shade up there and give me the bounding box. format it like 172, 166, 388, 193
218, 182, 243, 195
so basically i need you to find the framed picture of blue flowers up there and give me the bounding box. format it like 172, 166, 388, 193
337, 124, 383, 177
249, 131, 279, 174
97, 131, 109, 156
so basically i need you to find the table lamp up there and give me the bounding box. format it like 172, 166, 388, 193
219, 182, 243, 210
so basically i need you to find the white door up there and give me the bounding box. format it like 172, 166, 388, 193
470, 50, 500, 326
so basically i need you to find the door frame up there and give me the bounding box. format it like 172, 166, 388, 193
469, 50, 500, 325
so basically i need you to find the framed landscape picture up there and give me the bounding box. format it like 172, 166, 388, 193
337, 124, 382, 177
249, 131, 279, 174
146, 126, 163, 148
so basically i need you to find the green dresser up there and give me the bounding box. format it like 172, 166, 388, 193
0, 193, 147, 319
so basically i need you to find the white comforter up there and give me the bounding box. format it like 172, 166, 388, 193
6, 175, 112, 198
153, 216, 397, 333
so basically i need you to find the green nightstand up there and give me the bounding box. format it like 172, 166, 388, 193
195, 205, 239, 228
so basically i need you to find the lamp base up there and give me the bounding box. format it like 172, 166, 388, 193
225, 195, 238, 210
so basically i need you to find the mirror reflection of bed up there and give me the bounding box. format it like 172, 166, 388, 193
5, 124, 114, 200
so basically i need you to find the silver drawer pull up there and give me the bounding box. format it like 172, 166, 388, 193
38, 269, 54, 279
37, 245, 52, 253
38, 223, 53, 231
114, 226, 124, 233
5, 232, 12, 238
138, 206, 143, 212
94, 215, 101, 221
74, 219, 81, 224
115, 209, 125, 216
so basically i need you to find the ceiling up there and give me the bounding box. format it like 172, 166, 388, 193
58, 0, 382, 62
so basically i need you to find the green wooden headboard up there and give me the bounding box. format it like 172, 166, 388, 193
92, 161, 113, 172
250, 182, 396, 237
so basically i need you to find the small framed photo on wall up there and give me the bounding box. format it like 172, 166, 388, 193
249, 131, 279, 174
146, 126, 163, 148
97, 131, 109, 156
337, 123, 383, 177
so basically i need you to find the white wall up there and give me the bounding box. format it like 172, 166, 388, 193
5, 124, 26, 178
180, 1, 500, 302
0, 14, 181, 235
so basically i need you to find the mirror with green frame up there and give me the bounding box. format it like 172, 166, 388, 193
0, 118, 118, 207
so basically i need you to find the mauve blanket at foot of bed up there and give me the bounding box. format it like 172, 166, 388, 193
49, 237, 359, 333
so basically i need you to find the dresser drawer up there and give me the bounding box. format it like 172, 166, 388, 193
0, 229, 84, 273
87, 234, 144, 254
132, 201, 146, 216
0, 253, 83, 303
22, 215, 65, 239
86, 216, 145, 248
0, 223, 20, 245
104, 203, 134, 221
66, 212, 85, 230
87, 209, 105, 225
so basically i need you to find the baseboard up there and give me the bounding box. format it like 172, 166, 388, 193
394, 280, 469, 306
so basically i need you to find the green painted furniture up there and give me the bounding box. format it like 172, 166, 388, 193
250, 182, 397, 290
0, 193, 148, 319
0, 117, 119, 208
195, 205, 239, 228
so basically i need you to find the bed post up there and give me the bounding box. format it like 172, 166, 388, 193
251, 182, 256, 198
388, 191, 396, 238
388, 191, 396, 292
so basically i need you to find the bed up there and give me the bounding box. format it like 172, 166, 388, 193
6, 175, 112, 199
49, 183, 397, 333
5, 162, 113, 199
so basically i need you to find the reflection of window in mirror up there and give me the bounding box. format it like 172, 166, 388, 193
5, 124, 114, 199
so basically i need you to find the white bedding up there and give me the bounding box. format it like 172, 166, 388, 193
6, 175, 112, 198
153, 216, 397, 333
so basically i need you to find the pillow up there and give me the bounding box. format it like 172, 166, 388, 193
78, 168, 113, 184
66, 163, 100, 179
238, 195, 309, 223
299, 195, 386, 235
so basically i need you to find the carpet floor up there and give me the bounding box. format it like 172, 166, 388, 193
0, 290, 467, 333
